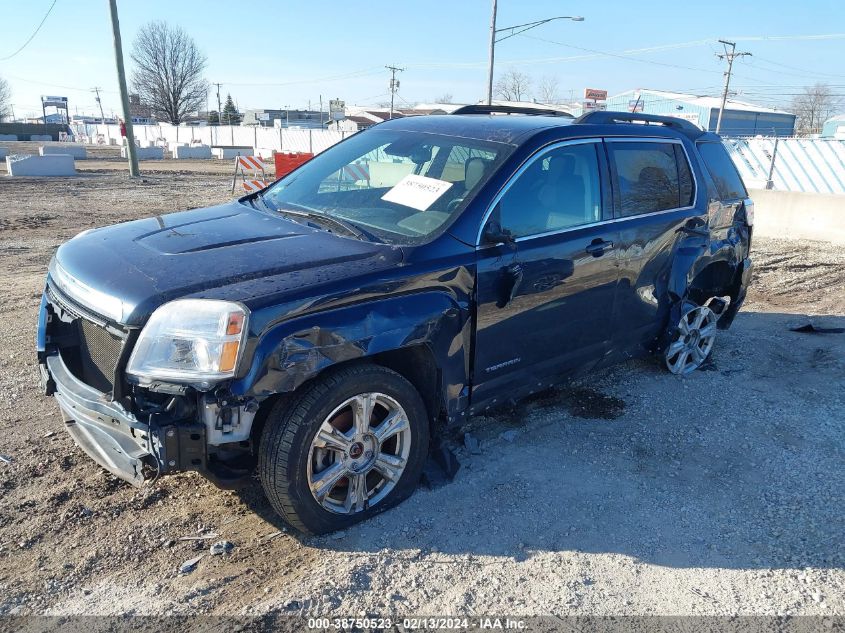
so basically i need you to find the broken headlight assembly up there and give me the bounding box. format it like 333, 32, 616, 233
126, 299, 249, 390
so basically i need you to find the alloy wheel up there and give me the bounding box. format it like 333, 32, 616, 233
307, 393, 412, 514
665, 304, 717, 375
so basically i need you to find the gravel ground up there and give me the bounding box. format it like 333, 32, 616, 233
0, 154, 842, 617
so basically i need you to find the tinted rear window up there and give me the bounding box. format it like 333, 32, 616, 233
608, 142, 695, 217
696, 142, 747, 201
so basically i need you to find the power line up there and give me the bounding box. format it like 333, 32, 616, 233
745, 56, 845, 80
729, 33, 845, 43
518, 34, 722, 74
0, 0, 59, 62
218, 67, 384, 87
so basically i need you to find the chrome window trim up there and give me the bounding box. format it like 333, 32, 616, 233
476, 135, 699, 248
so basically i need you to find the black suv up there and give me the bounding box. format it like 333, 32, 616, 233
37, 108, 753, 534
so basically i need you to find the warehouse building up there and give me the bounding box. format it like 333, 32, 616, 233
605, 89, 796, 136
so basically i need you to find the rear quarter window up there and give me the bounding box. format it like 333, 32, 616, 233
607, 141, 695, 217
696, 142, 748, 201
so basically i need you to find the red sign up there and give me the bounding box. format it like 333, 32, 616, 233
584, 88, 608, 101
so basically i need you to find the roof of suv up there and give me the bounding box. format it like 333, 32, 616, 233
378, 109, 717, 145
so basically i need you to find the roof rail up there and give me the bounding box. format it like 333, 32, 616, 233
451, 104, 574, 118
573, 110, 702, 133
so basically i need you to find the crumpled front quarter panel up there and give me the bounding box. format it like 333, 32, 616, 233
230, 243, 475, 418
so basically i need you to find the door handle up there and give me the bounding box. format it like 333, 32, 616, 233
585, 239, 613, 256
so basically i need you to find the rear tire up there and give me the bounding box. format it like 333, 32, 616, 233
258, 364, 429, 535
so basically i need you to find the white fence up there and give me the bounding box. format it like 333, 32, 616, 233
70, 124, 845, 195
722, 137, 845, 195
71, 123, 351, 155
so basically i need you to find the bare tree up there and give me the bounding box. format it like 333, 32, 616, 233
0, 76, 11, 121
494, 69, 532, 102
537, 75, 560, 105
130, 21, 208, 124
434, 93, 453, 104
791, 83, 842, 136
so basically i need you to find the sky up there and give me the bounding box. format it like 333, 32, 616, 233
1, 0, 844, 119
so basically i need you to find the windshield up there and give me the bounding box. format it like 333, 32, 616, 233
260, 128, 514, 244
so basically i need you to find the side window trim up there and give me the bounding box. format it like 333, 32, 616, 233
604, 137, 699, 219
476, 137, 605, 246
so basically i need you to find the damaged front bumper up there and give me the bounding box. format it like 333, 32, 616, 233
42, 352, 207, 487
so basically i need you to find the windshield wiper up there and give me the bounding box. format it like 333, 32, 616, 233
248, 192, 275, 213
275, 205, 374, 241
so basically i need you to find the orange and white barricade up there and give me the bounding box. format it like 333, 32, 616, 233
343, 162, 370, 183
231, 155, 271, 194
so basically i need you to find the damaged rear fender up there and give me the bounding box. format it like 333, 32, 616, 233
228, 291, 470, 418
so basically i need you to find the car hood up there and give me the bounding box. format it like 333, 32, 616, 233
50, 201, 403, 326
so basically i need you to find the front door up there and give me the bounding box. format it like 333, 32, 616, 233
472, 139, 618, 407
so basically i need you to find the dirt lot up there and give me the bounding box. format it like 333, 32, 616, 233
0, 150, 843, 617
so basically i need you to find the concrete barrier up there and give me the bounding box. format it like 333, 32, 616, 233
172, 145, 212, 159
40, 144, 87, 159
0, 148, 8, 160
253, 147, 277, 160
122, 146, 164, 160
6, 154, 76, 176
168, 142, 188, 153
749, 188, 845, 245
0, 134, 17, 141
30, 134, 52, 142
212, 147, 251, 159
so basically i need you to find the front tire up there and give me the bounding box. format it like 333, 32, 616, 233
259, 364, 430, 535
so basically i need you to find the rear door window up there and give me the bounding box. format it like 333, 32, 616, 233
607, 141, 695, 217
696, 142, 748, 201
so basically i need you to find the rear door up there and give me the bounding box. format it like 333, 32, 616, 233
605, 138, 702, 355
472, 139, 619, 406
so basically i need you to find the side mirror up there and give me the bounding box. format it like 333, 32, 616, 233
483, 220, 515, 246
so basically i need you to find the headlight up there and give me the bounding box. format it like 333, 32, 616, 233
126, 299, 248, 389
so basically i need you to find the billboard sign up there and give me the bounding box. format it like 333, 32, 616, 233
42, 95, 68, 108
665, 112, 701, 125
584, 88, 608, 101
329, 99, 346, 122
582, 101, 607, 111
667, 111, 702, 126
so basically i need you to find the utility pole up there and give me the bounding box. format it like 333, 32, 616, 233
107, 0, 139, 177
486, 0, 497, 105
386, 65, 404, 119
715, 40, 751, 135
214, 82, 223, 125
92, 87, 106, 124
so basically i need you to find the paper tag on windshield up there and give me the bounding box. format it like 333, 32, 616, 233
381, 174, 453, 211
